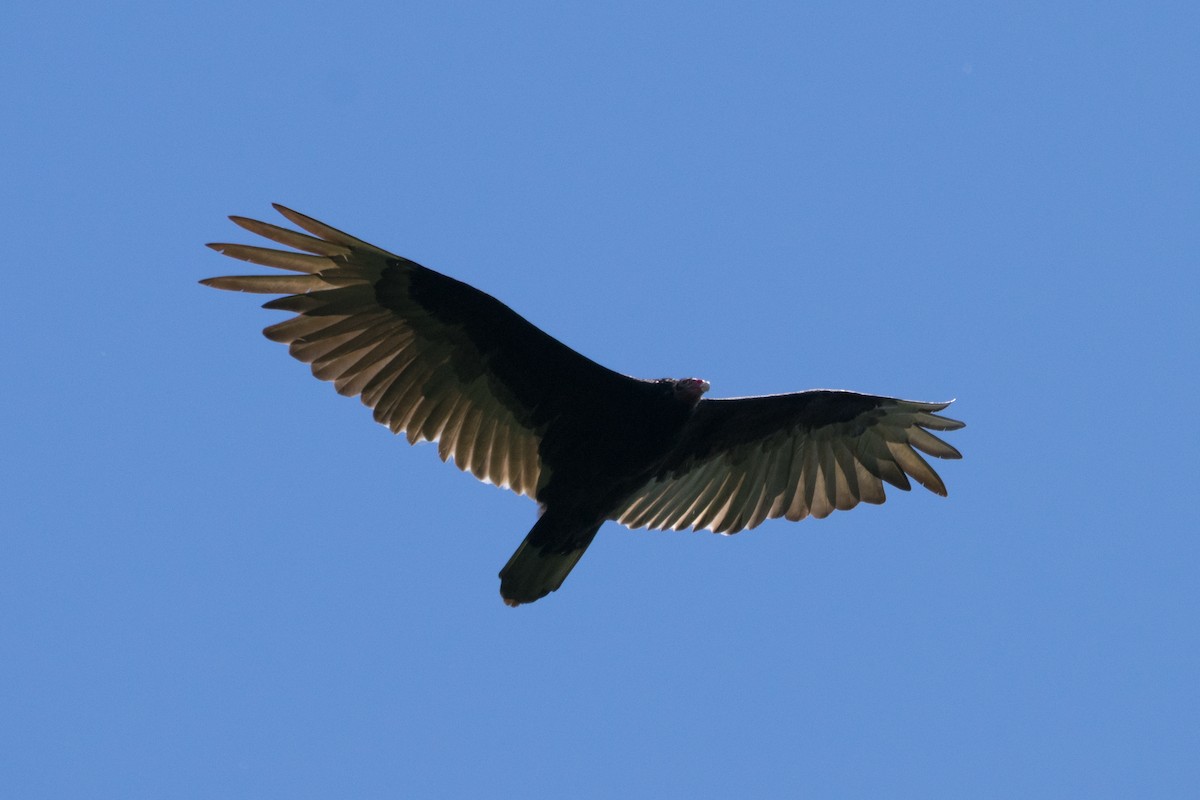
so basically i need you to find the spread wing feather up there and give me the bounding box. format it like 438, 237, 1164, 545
202, 204, 642, 499
614, 391, 964, 534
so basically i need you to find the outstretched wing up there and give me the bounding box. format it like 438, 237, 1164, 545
202, 204, 641, 499
613, 391, 964, 534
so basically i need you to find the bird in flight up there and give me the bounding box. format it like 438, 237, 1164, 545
203, 205, 964, 606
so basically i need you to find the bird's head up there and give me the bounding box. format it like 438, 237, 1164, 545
667, 377, 710, 406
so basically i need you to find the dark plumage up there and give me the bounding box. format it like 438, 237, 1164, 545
203, 205, 964, 605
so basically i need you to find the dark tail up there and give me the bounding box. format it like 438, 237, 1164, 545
499, 512, 601, 607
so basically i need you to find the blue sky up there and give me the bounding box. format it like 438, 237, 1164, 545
3, 1, 1197, 797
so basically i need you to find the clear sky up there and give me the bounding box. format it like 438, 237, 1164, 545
3, 2, 1197, 797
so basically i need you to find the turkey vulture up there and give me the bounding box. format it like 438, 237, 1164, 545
202, 205, 964, 606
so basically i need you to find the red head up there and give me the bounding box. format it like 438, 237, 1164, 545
670, 377, 710, 406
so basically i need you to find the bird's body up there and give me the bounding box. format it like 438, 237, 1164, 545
203, 206, 964, 605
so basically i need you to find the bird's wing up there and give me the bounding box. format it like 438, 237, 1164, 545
613, 391, 964, 534
202, 204, 641, 499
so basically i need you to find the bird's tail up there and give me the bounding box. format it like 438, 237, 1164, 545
499, 513, 601, 607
